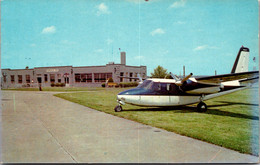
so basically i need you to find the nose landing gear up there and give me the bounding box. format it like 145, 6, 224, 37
115, 99, 125, 112
114, 105, 123, 112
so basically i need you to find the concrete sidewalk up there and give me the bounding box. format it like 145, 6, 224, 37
1, 90, 258, 163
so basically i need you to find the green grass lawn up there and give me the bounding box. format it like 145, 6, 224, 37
53, 87, 258, 156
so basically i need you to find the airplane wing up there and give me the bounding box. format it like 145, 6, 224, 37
195, 71, 259, 84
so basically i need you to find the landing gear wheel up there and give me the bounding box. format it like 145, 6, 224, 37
114, 105, 123, 112
197, 102, 207, 112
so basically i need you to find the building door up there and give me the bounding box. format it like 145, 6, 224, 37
64, 73, 69, 84
37, 77, 42, 83
64, 77, 69, 84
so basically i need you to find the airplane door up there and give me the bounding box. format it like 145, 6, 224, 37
168, 83, 180, 105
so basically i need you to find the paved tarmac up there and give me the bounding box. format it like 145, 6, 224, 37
1, 90, 259, 163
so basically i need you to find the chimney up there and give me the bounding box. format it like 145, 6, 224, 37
121, 52, 126, 65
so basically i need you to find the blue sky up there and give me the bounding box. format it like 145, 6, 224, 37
1, 0, 259, 76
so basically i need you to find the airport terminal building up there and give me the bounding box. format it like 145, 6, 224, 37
1, 52, 147, 88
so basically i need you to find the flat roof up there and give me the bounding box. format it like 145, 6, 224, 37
2, 64, 146, 71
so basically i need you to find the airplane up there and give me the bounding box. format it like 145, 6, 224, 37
114, 46, 259, 112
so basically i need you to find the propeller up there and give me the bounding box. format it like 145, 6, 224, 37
137, 73, 143, 84
170, 72, 193, 86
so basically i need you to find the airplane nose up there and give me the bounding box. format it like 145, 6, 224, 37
118, 89, 131, 95
117, 95, 125, 101
118, 88, 143, 95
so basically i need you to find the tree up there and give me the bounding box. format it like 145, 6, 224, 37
151, 65, 171, 78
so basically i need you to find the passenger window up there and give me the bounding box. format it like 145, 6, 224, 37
151, 82, 160, 91
167, 84, 170, 91
160, 83, 167, 93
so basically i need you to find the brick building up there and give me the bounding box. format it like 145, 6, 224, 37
1, 52, 146, 88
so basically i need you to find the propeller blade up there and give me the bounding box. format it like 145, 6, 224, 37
137, 73, 143, 83
181, 73, 193, 84
170, 72, 180, 81
175, 73, 193, 86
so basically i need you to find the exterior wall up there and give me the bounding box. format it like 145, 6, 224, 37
2, 69, 34, 88
72, 65, 109, 87
1, 64, 147, 88
33, 66, 73, 87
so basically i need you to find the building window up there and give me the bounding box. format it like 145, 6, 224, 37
81, 74, 87, 82
94, 73, 112, 82
50, 74, 55, 83
26, 75, 30, 83
44, 74, 48, 82
57, 74, 61, 83
87, 73, 92, 82
3, 74, 7, 83
120, 72, 124, 82
75, 73, 93, 83
75, 74, 80, 82
18, 75, 22, 83
130, 72, 133, 82
11, 75, 15, 83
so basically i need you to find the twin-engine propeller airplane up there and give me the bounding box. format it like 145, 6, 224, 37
115, 46, 259, 112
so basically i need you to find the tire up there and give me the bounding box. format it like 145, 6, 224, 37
197, 102, 207, 112
114, 105, 123, 112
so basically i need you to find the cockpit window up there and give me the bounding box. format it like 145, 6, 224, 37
137, 80, 153, 89
137, 81, 178, 94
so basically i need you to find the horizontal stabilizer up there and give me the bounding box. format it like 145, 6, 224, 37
239, 76, 259, 86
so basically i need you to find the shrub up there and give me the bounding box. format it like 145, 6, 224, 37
61, 83, 65, 87
55, 83, 60, 87
119, 82, 138, 88
101, 83, 106, 87
108, 77, 114, 83
51, 83, 55, 87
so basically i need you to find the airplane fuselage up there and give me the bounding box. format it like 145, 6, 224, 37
116, 78, 244, 107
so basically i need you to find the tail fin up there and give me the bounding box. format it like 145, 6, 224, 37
231, 46, 250, 73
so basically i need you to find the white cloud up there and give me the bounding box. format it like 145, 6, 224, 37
194, 45, 208, 51
94, 49, 104, 53
175, 21, 186, 25
170, 0, 186, 8
60, 40, 76, 45
96, 3, 110, 16
150, 28, 165, 36
106, 38, 113, 45
30, 43, 36, 47
42, 26, 56, 34
193, 45, 218, 51
126, 0, 142, 3
134, 56, 144, 60
162, 50, 169, 55
126, 0, 160, 4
